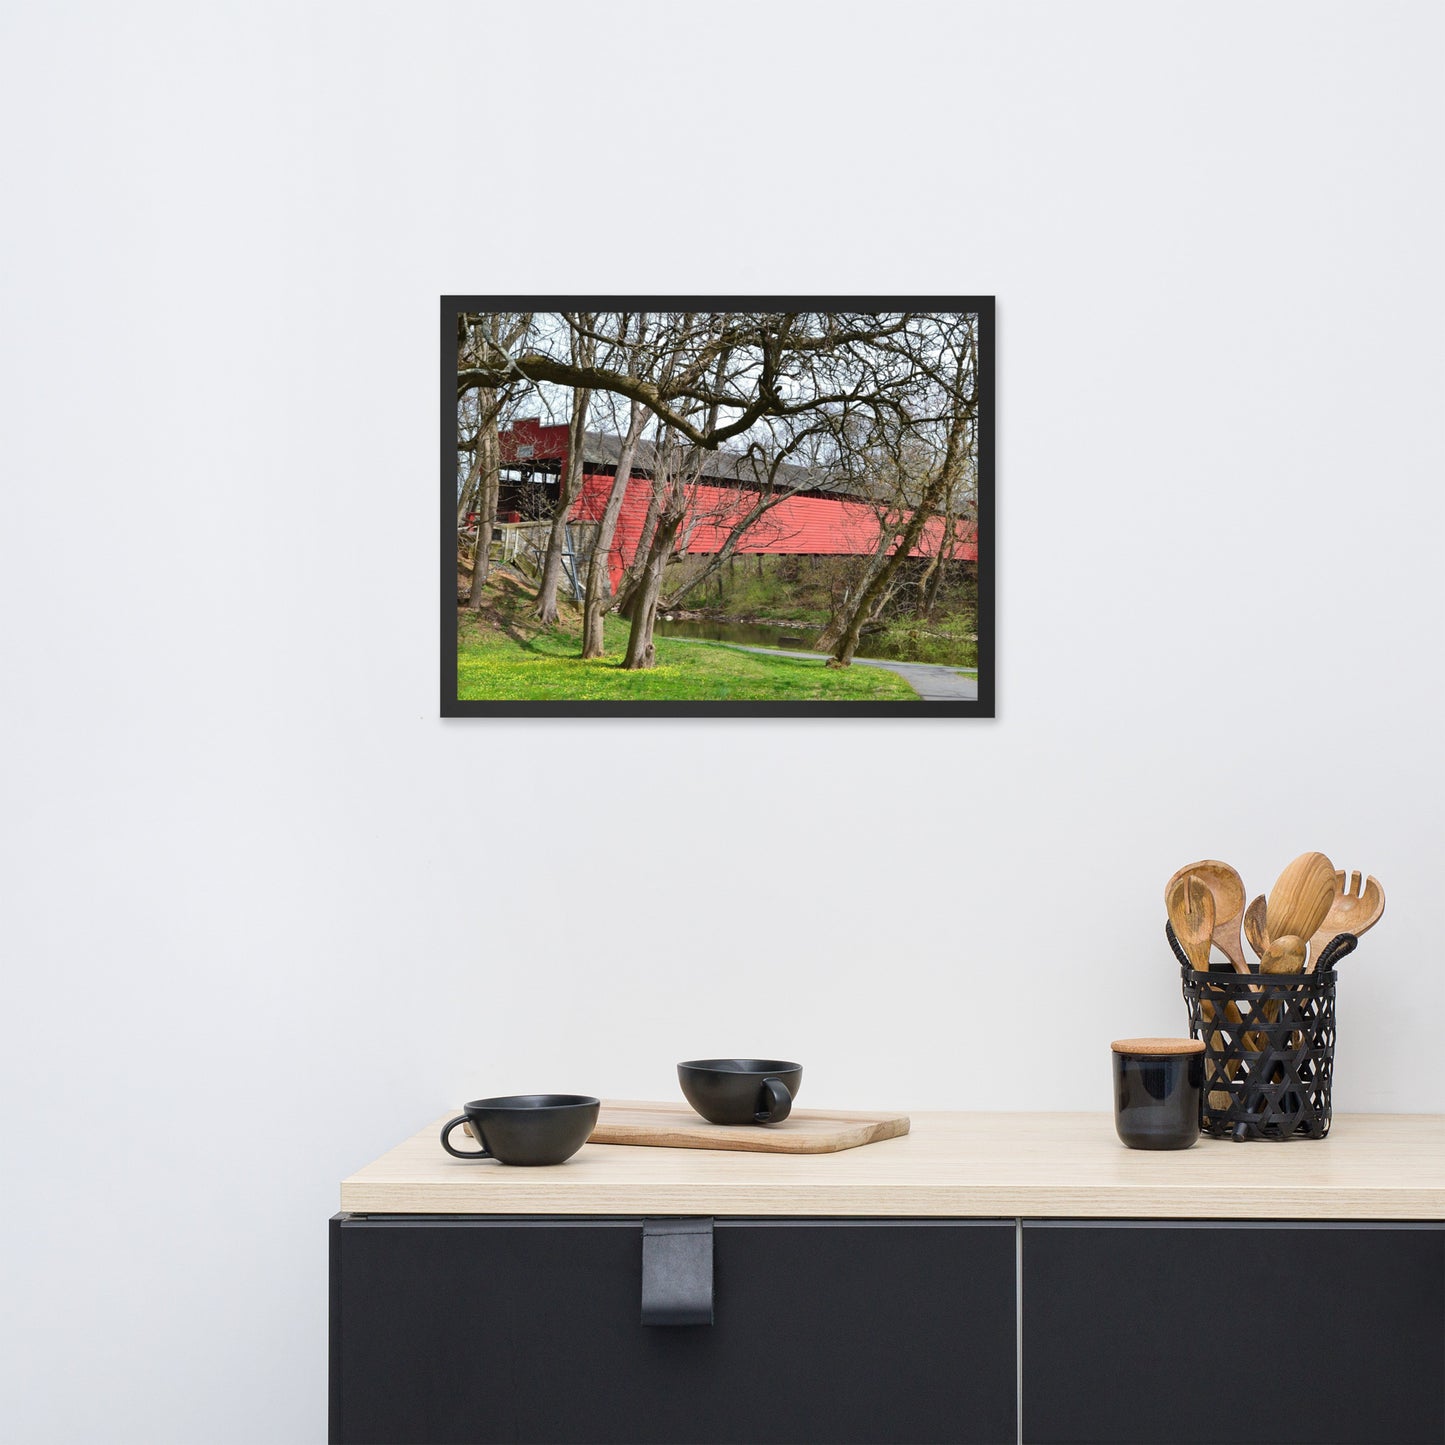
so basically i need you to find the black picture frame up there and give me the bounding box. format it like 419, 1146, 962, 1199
442, 297, 994, 717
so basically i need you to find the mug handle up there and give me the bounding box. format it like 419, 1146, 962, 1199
440, 1115, 491, 1159
755, 1078, 793, 1124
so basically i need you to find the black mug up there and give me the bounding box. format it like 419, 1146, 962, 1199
440, 1094, 600, 1166
677, 1059, 802, 1125
1111, 1039, 1203, 1150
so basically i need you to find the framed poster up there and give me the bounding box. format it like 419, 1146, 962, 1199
443, 298, 993, 716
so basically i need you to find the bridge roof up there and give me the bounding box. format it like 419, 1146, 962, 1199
501, 419, 882, 501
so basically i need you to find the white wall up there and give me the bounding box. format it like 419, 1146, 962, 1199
3, 3, 1441, 1441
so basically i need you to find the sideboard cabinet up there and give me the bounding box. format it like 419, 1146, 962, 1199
331, 1112, 1445, 1445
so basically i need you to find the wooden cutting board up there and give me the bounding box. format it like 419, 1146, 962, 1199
588, 1100, 910, 1154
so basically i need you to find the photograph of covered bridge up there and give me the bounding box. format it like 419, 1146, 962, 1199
447, 303, 993, 714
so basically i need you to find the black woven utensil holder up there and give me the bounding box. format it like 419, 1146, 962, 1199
1171, 923, 1356, 1141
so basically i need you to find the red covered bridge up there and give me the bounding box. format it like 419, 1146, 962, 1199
496, 418, 977, 590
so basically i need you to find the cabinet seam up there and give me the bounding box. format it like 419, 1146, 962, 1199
1016, 1217, 1023, 1445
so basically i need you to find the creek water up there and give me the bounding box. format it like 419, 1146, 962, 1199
653, 616, 897, 663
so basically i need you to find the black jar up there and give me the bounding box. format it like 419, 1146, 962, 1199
1111, 1038, 1204, 1150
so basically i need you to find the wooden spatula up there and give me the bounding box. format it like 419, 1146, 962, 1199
1243, 895, 1270, 961
1166, 874, 1214, 969
1167, 874, 1232, 1108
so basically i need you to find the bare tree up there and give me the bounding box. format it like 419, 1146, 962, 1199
581, 395, 647, 658
658, 415, 856, 614
458, 312, 917, 451
811, 429, 928, 652
916, 467, 974, 620
619, 425, 700, 669
456, 395, 483, 526
610, 314, 933, 667
457, 312, 532, 606
573, 312, 659, 658
620, 324, 736, 669
822, 317, 979, 665
531, 316, 596, 625
462, 390, 500, 605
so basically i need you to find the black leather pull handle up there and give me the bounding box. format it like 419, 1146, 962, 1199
641, 1218, 714, 1326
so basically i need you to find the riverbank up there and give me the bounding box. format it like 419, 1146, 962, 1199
653, 555, 977, 666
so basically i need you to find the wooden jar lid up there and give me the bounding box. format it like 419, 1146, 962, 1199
1111, 1037, 1205, 1056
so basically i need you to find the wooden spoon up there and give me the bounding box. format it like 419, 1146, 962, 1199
1259, 934, 1306, 976
1306, 871, 1385, 972
1166, 874, 1214, 970
1164, 860, 1248, 973
1243, 895, 1270, 961
1265, 852, 1336, 949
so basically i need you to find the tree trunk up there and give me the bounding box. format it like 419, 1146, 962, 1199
613, 474, 664, 618
914, 541, 942, 620
476, 454, 501, 589
623, 352, 729, 668
622, 511, 683, 669
456, 448, 482, 593
831, 529, 920, 666
916, 503, 956, 620
467, 388, 500, 606
581, 401, 646, 658
921, 542, 949, 619
814, 538, 890, 651
532, 385, 591, 625
533, 498, 570, 625
457, 449, 482, 527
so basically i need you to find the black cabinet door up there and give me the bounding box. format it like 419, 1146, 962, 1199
331, 1216, 1016, 1445
1022, 1221, 1445, 1444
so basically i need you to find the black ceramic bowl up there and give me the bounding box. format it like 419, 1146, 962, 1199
677, 1059, 803, 1126
439, 1093, 600, 1165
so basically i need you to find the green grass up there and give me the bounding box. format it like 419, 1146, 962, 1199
457, 577, 916, 702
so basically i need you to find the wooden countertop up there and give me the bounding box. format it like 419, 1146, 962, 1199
340, 1109, 1445, 1220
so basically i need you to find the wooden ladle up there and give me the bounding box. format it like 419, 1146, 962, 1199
1165, 860, 1248, 973
1306, 872, 1385, 972
1265, 852, 1336, 950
